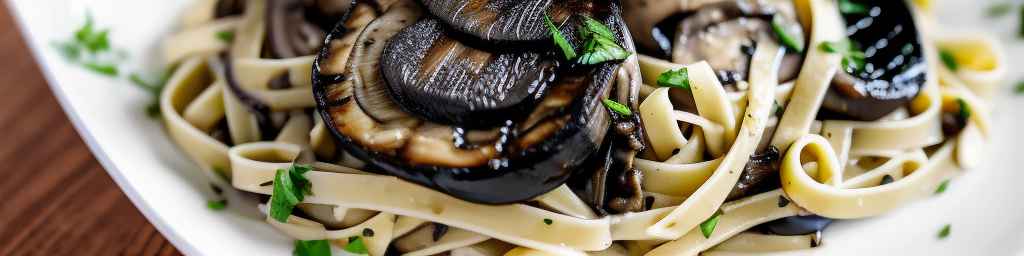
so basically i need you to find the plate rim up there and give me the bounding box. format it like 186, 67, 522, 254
3, 1, 202, 255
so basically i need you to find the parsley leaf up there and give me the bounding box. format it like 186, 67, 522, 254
216, 30, 235, 44
344, 237, 369, 255
602, 99, 632, 116
580, 16, 616, 41
1015, 81, 1024, 94
1019, 5, 1024, 38
53, 41, 82, 61
544, 14, 576, 60
75, 13, 95, 45
939, 49, 959, 71
270, 165, 314, 222
700, 210, 724, 238
55, 12, 123, 77
838, 0, 869, 14
771, 15, 805, 53
656, 68, 690, 90
578, 35, 631, 65
577, 16, 631, 65
935, 179, 951, 194
294, 240, 332, 256
207, 199, 228, 211
81, 62, 119, 76
543, 218, 553, 225
820, 40, 866, 72
987, 3, 1013, 18
956, 98, 971, 120
938, 224, 951, 239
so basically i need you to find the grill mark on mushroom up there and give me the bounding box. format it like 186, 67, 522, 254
313, 0, 641, 204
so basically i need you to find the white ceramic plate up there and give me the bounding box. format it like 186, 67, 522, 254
9, 0, 1024, 255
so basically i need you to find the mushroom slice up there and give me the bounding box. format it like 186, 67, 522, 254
313, 1, 638, 204
821, 0, 927, 121
418, 0, 587, 41
671, 1, 804, 85
380, 18, 557, 127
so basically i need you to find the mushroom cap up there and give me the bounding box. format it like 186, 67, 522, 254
313, 1, 640, 204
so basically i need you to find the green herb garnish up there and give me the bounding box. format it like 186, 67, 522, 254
580, 16, 616, 41
656, 68, 690, 90
577, 16, 631, 65
1019, 5, 1024, 38
82, 62, 119, 76
935, 179, 951, 194
1015, 81, 1024, 94
771, 15, 805, 53
269, 164, 314, 222
544, 14, 576, 60
344, 237, 369, 255
773, 100, 785, 117
130, 72, 169, 117
838, 0, 869, 14
939, 49, 959, 71
543, 218, 553, 225
294, 240, 332, 256
207, 199, 228, 211
820, 40, 866, 72
602, 99, 632, 116
956, 98, 971, 120
987, 3, 1014, 18
938, 224, 951, 239
216, 30, 235, 43
54, 12, 121, 77
700, 210, 724, 238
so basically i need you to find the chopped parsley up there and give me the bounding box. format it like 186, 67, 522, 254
937, 224, 951, 239
838, 0, 869, 15
1020, 5, 1024, 38
935, 179, 951, 194
129, 72, 169, 117
345, 237, 370, 255
207, 199, 228, 211
543, 15, 631, 65
956, 98, 972, 120
543, 218, 554, 225
577, 16, 631, 65
774, 100, 785, 117
602, 99, 632, 116
987, 3, 1014, 18
269, 164, 314, 222
294, 240, 331, 256
771, 15, 805, 53
82, 62, 119, 76
1015, 81, 1024, 94
216, 30, 235, 43
939, 49, 959, 71
53, 12, 122, 77
656, 68, 690, 90
820, 40, 866, 73
700, 210, 724, 238
544, 14, 576, 60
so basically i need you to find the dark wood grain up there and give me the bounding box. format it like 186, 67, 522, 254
0, 3, 181, 256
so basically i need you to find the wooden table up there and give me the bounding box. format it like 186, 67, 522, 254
0, 4, 181, 255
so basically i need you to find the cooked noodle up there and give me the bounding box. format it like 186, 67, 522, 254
158, 0, 1003, 255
